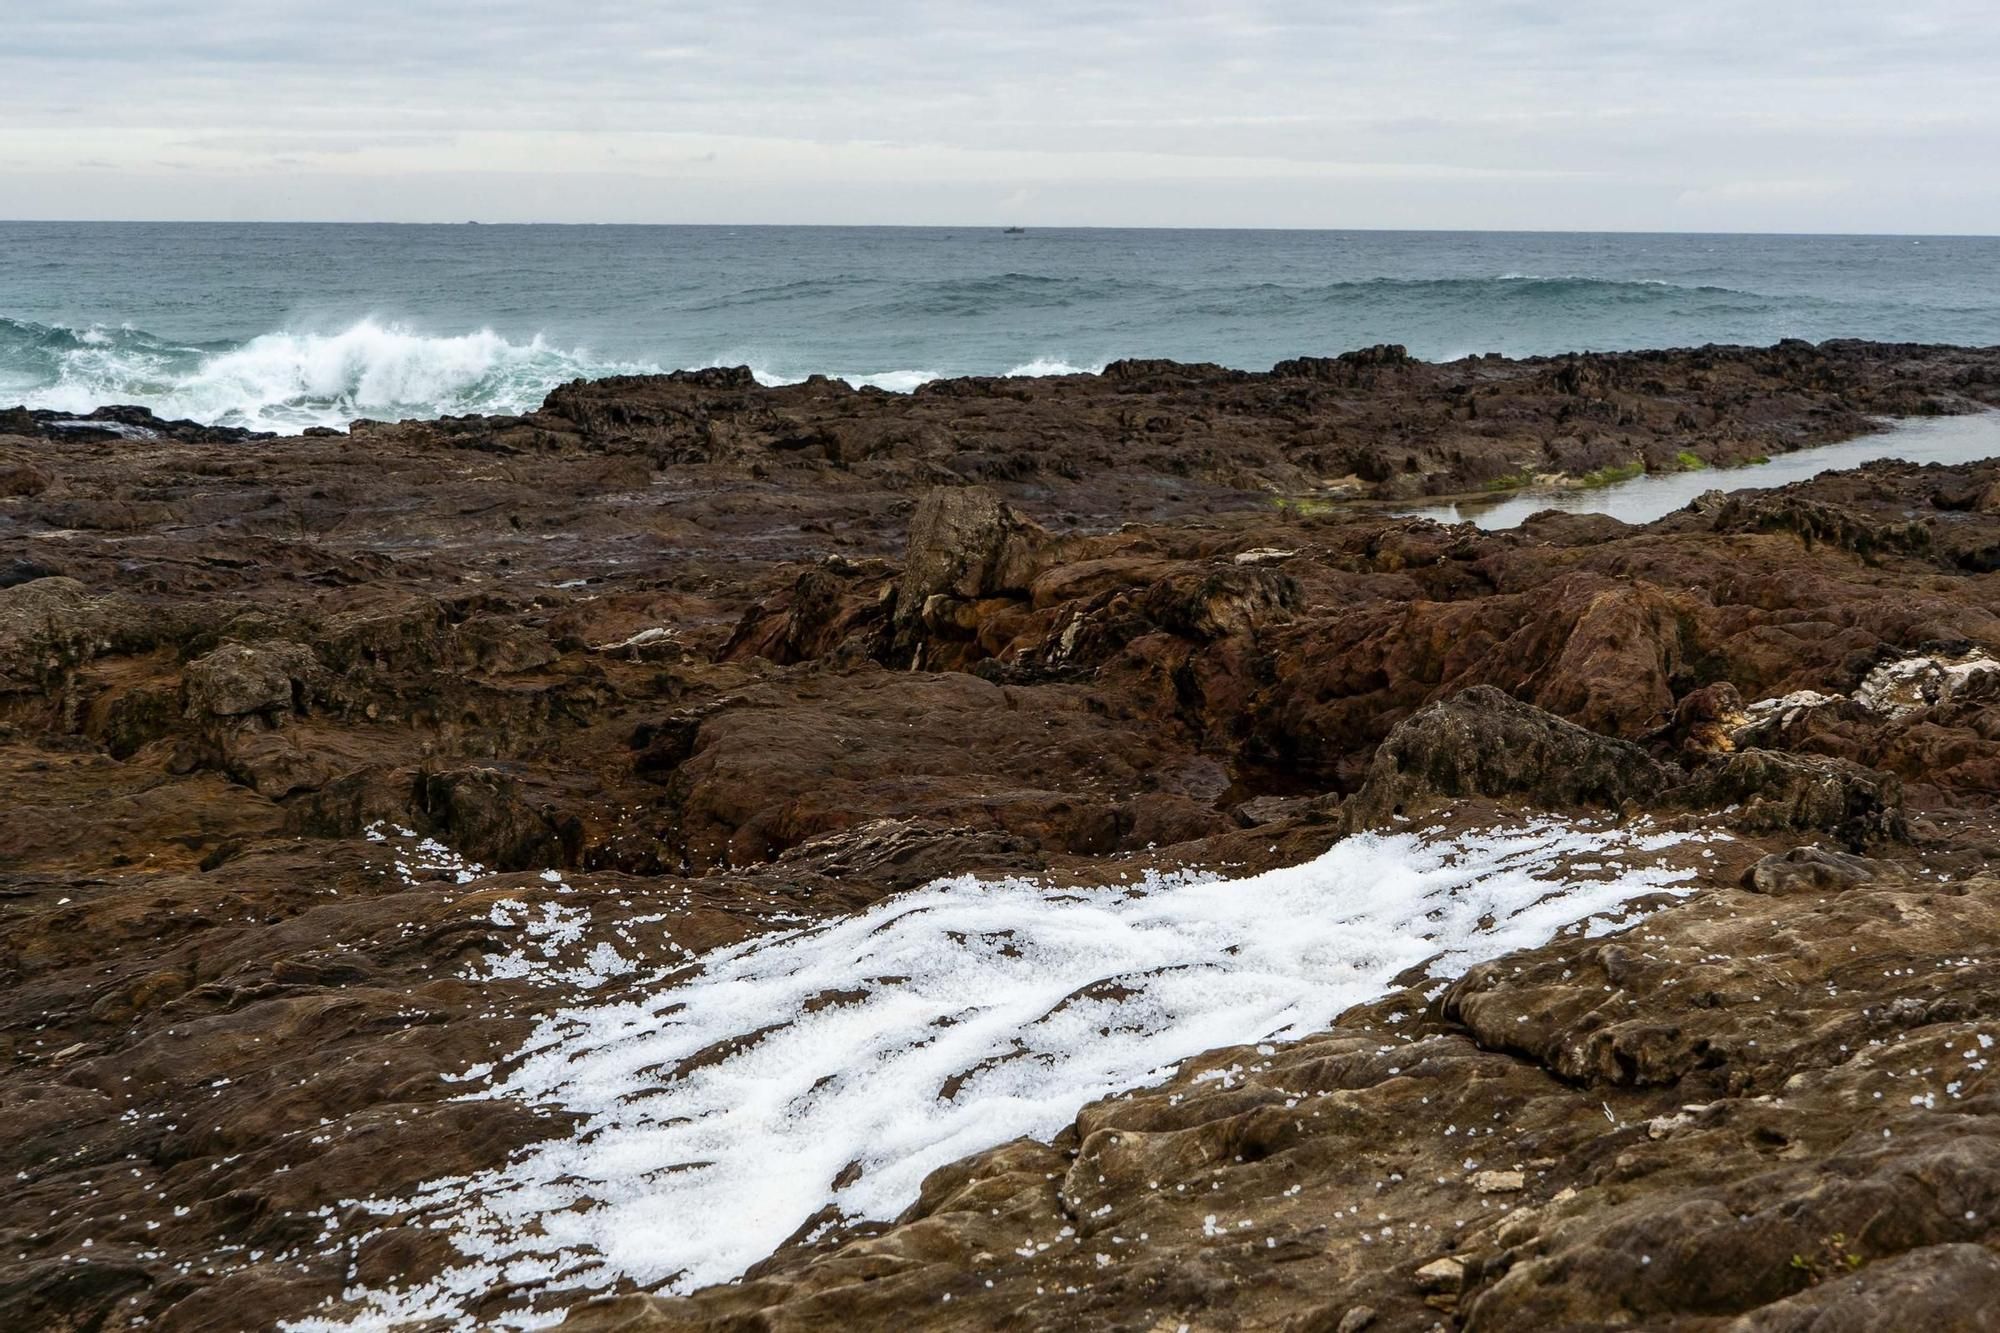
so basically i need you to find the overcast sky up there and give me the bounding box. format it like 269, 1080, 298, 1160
4, 1, 1996, 232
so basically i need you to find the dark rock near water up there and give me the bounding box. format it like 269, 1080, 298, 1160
3, 402, 271, 445
1343, 685, 1676, 829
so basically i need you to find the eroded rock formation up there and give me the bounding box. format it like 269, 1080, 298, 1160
3, 341, 2000, 1330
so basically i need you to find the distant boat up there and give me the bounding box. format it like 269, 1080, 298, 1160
1003, 226, 1026, 235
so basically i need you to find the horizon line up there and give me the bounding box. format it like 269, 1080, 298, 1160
3, 219, 1997, 240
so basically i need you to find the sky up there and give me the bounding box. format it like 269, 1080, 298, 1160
3, 0, 1997, 232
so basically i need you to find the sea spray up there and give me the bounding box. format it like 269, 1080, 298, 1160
4, 315, 1106, 430
2, 316, 657, 433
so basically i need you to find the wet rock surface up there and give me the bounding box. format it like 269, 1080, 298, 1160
3, 341, 2000, 1331
1340, 686, 1678, 829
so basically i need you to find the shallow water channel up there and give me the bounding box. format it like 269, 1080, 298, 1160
1395, 411, 2000, 530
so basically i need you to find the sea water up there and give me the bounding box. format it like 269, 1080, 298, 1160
1398, 411, 2000, 530
4, 223, 1999, 432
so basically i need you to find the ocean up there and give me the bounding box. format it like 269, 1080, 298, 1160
4, 223, 1999, 433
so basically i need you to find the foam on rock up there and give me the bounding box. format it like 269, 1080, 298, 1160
292, 818, 1709, 1330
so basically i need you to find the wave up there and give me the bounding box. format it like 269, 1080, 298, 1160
1, 273, 1793, 433
678, 275, 868, 314
2, 316, 1117, 431
1495, 272, 1673, 286
763, 271, 1797, 336
856, 272, 1165, 319
1176, 273, 1783, 318
1002, 357, 1103, 377
842, 272, 1775, 323
1, 317, 661, 433
737, 357, 1103, 395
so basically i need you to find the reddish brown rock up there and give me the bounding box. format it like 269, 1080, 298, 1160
1, 343, 1999, 1331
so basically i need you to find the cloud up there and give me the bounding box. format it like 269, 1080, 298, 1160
1, 0, 1995, 230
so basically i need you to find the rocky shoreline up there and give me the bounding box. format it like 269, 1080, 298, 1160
5, 338, 2000, 1331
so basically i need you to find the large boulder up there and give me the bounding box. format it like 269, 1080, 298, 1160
1133, 565, 1299, 642
1528, 581, 1695, 740
1343, 686, 1677, 830
1342, 688, 1907, 845
0, 577, 157, 692
1727, 1244, 2000, 1333
182, 641, 319, 719
896, 486, 1048, 616
890, 486, 1055, 668
1677, 748, 1906, 847
1741, 845, 1885, 896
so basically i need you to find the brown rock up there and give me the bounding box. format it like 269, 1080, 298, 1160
1414, 1256, 1465, 1294
182, 640, 318, 718
1742, 846, 1884, 895
1680, 749, 1906, 846
899, 486, 1048, 609
1727, 1244, 2000, 1332
4, 345, 2000, 1333
1343, 685, 1677, 830
0, 460, 53, 497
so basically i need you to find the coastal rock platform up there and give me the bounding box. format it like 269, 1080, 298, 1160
5, 339, 2000, 1330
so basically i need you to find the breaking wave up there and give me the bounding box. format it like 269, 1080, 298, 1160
0, 317, 661, 433
738, 356, 1103, 393
0, 316, 1108, 432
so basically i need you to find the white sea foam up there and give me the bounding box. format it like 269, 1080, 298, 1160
290, 817, 1709, 1331
192, 324, 588, 420
10, 312, 1112, 430
841, 367, 946, 392
732, 362, 943, 392
1493, 272, 1672, 285
740, 357, 1101, 394
1004, 356, 1104, 377
20, 318, 660, 433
